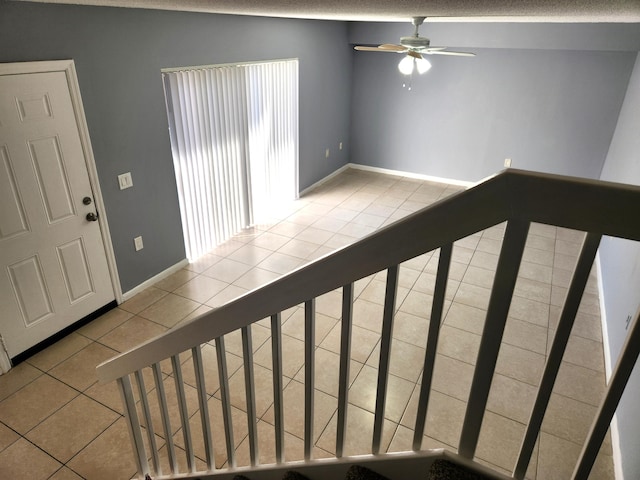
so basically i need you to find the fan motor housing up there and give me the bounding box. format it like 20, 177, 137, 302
400, 36, 431, 49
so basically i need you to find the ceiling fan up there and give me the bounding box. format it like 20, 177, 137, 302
354, 17, 475, 75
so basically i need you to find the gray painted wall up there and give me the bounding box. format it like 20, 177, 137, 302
349, 46, 635, 182
0, 1, 352, 292
598, 52, 640, 480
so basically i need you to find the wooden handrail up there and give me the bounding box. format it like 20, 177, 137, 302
96, 169, 640, 383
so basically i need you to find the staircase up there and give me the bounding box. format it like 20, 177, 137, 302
97, 169, 640, 480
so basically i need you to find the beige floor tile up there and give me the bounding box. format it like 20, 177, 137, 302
431, 354, 474, 402
185, 253, 225, 273
320, 322, 380, 364
119, 286, 169, 314
444, 303, 486, 335
26, 332, 92, 372
369, 338, 425, 383
293, 347, 363, 397
0, 437, 61, 479
518, 261, 553, 284
277, 238, 321, 259
223, 323, 272, 358
487, 373, 538, 424
348, 365, 414, 423
67, 418, 138, 480
234, 419, 306, 466
503, 317, 548, 355
391, 311, 430, 348
138, 293, 201, 328
181, 343, 243, 397
282, 308, 338, 345
0, 361, 42, 401
315, 289, 343, 319
173, 275, 229, 303
49, 342, 118, 391
26, 394, 118, 462
258, 251, 304, 275
268, 220, 309, 237
553, 361, 605, 407
437, 325, 481, 365
77, 307, 133, 340
98, 316, 167, 353
0, 421, 19, 452
526, 234, 555, 252
0, 374, 77, 434
202, 257, 253, 283
508, 295, 549, 327
84, 378, 125, 414
496, 343, 545, 386
541, 393, 597, 445
476, 411, 529, 473
397, 289, 435, 318
262, 379, 337, 444
470, 251, 499, 271
522, 246, 554, 267
234, 267, 281, 291
227, 362, 282, 418
316, 404, 395, 456
154, 268, 200, 292
562, 334, 605, 373
419, 390, 466, 449
454, 283, 491, 311
144, 376, 202, 437
357, 278, 410, 307
249, 231, 292, 251
514, 277, 551, 304
461, 265, 496, 290
49, 466, 84, 480
537, 432, 613, 480
254, 332, 304, 379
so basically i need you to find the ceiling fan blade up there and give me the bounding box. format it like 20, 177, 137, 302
354, 46, 395, 52
407, 50, 423, 59
424, 47, 447, 52
425, 50, 476, 57
378, 44, 407, 52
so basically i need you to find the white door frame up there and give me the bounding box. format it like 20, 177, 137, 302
0, 60, 123, 305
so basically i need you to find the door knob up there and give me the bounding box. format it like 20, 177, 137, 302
86, 212, 99, 222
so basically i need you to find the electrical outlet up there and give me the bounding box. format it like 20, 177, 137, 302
118, 172, 133, 190
504, 158, 512, 168
325, 148, 330, 158
134, 236, 144, 251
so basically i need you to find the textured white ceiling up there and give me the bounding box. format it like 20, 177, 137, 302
14, 0, 640, 22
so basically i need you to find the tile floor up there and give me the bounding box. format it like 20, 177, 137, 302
0, 168, 615, 479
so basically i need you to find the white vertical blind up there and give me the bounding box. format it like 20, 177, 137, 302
163, 59, 298, 261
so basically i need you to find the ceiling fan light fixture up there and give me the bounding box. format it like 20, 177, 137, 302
398, 55, 431, 75
398, 55, 415, 75
416, 56, 432, 74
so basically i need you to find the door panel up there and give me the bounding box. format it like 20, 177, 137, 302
0, 68, 115, 357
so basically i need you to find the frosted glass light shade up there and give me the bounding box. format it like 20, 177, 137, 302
398, 55, 432, 75
416, 57, 432, 74
398, 55, 414, 75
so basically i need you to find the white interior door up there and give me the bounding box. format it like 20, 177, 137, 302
0, 66, 115, 358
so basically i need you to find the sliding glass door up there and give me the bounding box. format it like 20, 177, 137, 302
163, 59, 299, 261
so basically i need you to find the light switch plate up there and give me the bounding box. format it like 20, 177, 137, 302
118, 172, 133, 190
134, 236, 144, 251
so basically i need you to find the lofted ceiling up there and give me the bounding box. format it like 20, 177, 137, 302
13, 0, 640, 22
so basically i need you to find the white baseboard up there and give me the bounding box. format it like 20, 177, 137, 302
121, 259, 189, 301
299, 164, 351, 196
347, 163, 475, 188
596, 253, 624, 480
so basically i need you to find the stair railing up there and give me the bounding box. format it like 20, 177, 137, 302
97, 169, 640, 480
